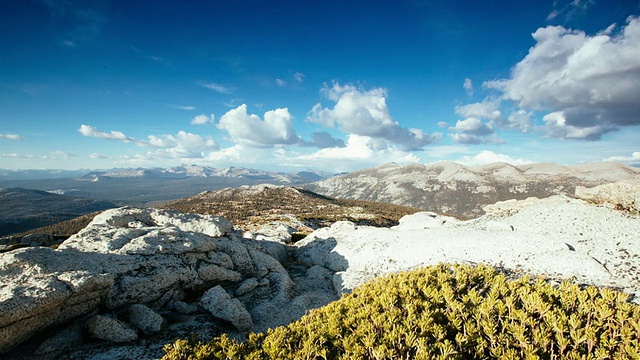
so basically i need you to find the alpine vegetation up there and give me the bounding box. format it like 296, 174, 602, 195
163, 263, 640, 359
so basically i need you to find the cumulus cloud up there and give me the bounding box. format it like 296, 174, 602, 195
0, 133, 24, 140
454, 150, 533, 167
485, 17, 640, 140
503, 110, 534, 133
455, 100, 502, 122
200, 82, 232, 94
204, 145, 246, 163
275, 78, 286, 86
454, 98, 533, 134
295, 134, 420, 172
217, 104, 300, 148
542, 111, 612, 140
604, 151, 640, 166
449, 118, 502, 144
301, 132, 346, 148
307, 83, 439, 150
79, 125, 217, 159
149, 131, 217, 151
463, 78, 473, 96
191, 114, 215, 125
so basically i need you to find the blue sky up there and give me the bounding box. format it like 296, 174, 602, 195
1, 0, 639, 172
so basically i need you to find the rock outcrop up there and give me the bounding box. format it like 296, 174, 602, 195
0, 207, 305, 356
576, 178, 640, 214
295, 195, 640, 301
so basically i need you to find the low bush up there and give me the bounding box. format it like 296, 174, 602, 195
163, 263, 640, 359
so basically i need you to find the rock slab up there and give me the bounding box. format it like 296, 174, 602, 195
200, 285, 253, 332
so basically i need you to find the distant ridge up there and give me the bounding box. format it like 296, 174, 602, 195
160, 184, 420, 233
304, 161, 640, 218
0, 165, 334, 205
0, 188, 117, 236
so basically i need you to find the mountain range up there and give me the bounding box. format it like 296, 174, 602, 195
304, 161, 640, 218
0, 165, 332, 205
3, 161, 639, 237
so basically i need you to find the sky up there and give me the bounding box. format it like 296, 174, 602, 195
1, 0, 639, 172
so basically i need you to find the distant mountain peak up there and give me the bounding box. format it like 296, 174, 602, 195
305, 161, 640, 219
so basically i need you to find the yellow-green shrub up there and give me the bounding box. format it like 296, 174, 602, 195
163, 263, 640, 360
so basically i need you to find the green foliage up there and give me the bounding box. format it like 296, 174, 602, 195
162, 264, 640, 360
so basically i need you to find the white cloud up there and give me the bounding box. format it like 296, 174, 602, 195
204, 145, 246, 163
504, 110, 534, 133
452, 118, 493, 135
463, 78, 473, 96
89, 152, 108, 159
170, 104, 196, 111
79, 125, 217, 159
437, 121, 448, 128
275, 78, 286, 86
604, 151, 640, 166
79, 124, 135, 142
200, 82, 233, 94
1, 153, 35, 159
451, 99, 531, 143
547, 0, 594, 21
485, 17, 640, 140
48, 150, 74, 159
0, 133, 24, 140
155, 131, 217, 150
449, 118, 501, 144
294, 134, 420, 172
307, 83, 438, 150
455, 99, 502, 122
217, 104, 300, 148
293, 72, 304, 83
191, 114, 215, 125
454, 150, 533, 167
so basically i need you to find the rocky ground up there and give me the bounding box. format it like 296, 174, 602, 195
0, 179, 638, 359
